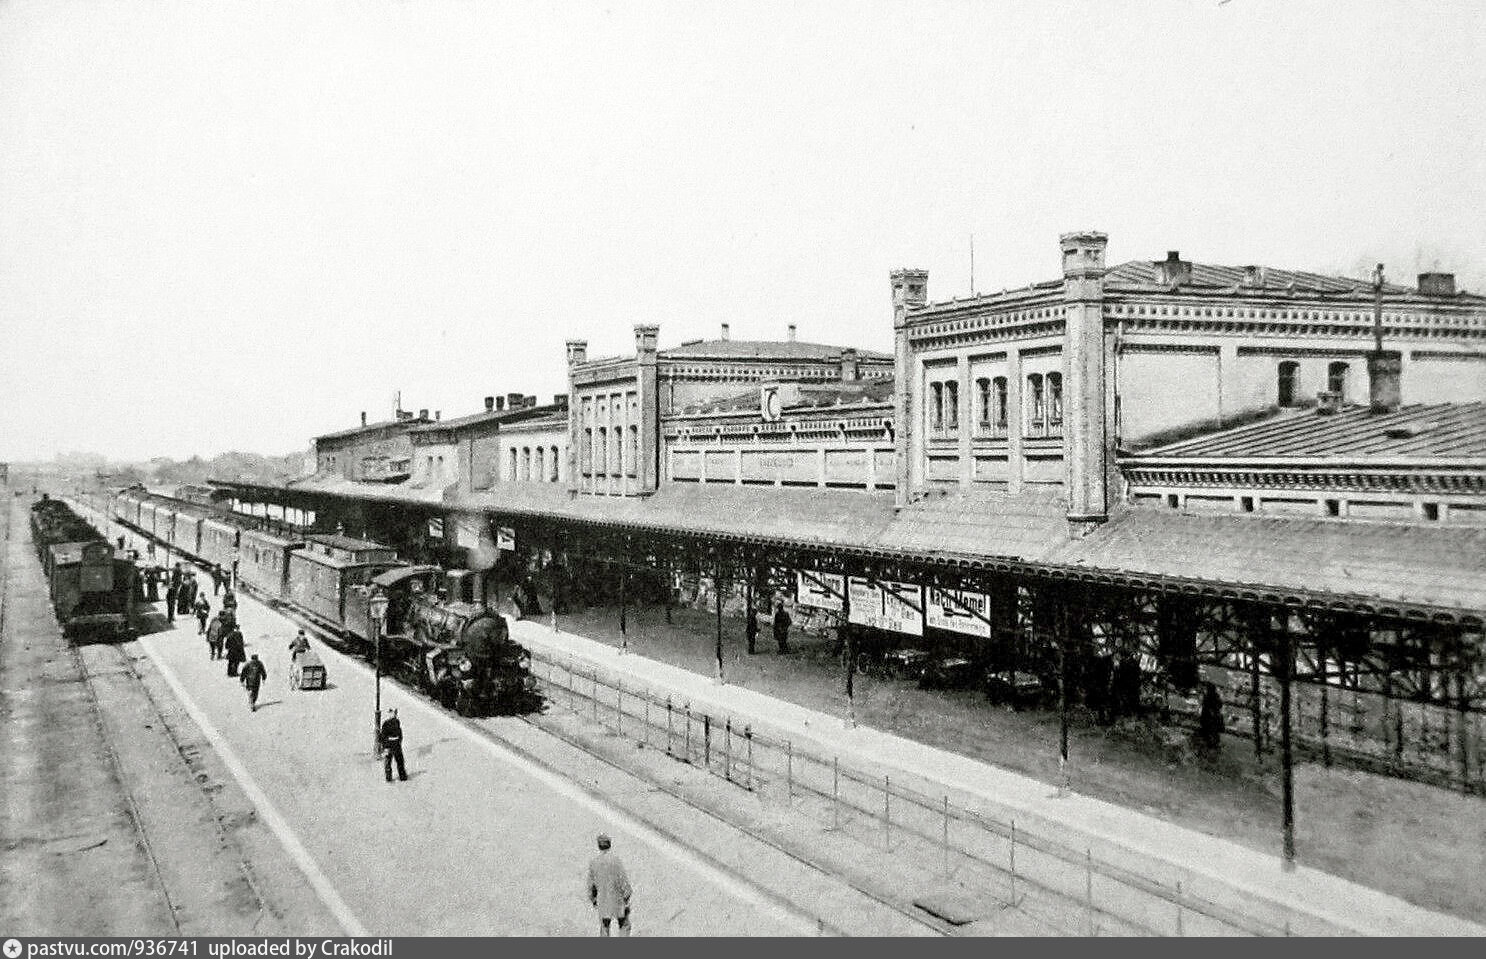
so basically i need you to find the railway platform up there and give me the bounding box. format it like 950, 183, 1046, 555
509, 615, 1486, 937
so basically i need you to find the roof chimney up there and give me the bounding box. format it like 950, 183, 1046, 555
495, 396, 505, 411
435, 410, 441, 421
1368, 352, 1402, 414
554, 394, 568, 409
720, 322, 730, 341
418, 408, 428, 420
506, 392, 523, 410
1156, 250, 1191, 286
565, 339, 588, 366
484, 396, 495, 412
787, 323, 797, 342
1241, 265, 1264, 287
360, 411, 367, 427
1418, 272, 1456, 296
838, 347, 859, 382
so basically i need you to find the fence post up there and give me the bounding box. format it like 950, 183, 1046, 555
1085, 848, 1095, 936
592, 669, 599, 724
617, 678, 624, 737
704, 714, 712, 771
786, 742, 793, 803
832, 756, 840, 830
666, 697, 674, 755
745, 725, 754, 791
725, 718, 733, 782
643, 697, 650, 749
1009, 819, 1018, 906
684, 703, 692, 762
941, 795, 950, 877
883, 775, 891, 851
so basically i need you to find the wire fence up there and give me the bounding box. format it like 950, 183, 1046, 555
529, 648, 1346, 937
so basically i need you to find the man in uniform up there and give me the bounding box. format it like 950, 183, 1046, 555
586, 834, 633, 936
164, 580, 178, 624
239, 654, 267, 712
379, 708, 407, 782
772, 600, 792, 654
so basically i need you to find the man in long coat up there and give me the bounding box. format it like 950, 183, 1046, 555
206, 613, 226, 660
224, 625, 246, 678
586, 834, 633, 936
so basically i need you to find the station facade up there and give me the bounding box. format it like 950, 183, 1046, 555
212, 230, 1486, 796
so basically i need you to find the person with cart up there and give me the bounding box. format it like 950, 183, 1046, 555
289, 628, 310, 662
379, 708, 407, 782
224, 623, 246, 678
239, 654, 267, 712
193, 594, 210, 635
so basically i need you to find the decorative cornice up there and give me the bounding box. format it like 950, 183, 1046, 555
1123, 464, 1486, 496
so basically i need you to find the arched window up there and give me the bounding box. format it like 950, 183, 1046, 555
1047, 372, 1063, 427
534, 447, 544, 482
1277, 361, 1300, 406
550, 445, 560, 482
521, 447, 532, 481
930, 382, 944, 430
628, 425, 639, 476
976, 378, 991, 428
1027, 373, 1045, 430
993, 377, 1008, 430
508, 448, 518, 481
1327, 361, 1349, 399
945, 380, 959, 430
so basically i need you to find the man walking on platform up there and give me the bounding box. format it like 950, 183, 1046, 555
206, 612, 226, 660
379, 708, 407, 782
194, 595, 210, 635
772, 600, 792, 654
224, 623, 246, 677
239, 654, 267, 711
586, 834, 633, 936
211, 565, 224, 596
164, 581, 178, 624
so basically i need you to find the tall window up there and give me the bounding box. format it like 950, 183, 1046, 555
930, 382, 944, 429
1277, 361, 1300, 406
596, 428, 607, 475
1027, 373, 1045, 431
1047, 372, 1063, 427
628, 426, 639, 476
508, 448, 518, 481
993, 377, 1008, 430
976, 378, 991, 428
1327, 361, 1349, 399
534, 447, 545, 482
944, 381, 959, 430
550, 445, 560, 482
581, 429, 593, 472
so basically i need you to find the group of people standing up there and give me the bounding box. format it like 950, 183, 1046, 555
164, 561, 265, 711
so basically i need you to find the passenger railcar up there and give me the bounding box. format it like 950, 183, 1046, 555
199, 515, 241, 572
238, 527, 301, 599
172, 510, 202, 557
286, 546, 400, 629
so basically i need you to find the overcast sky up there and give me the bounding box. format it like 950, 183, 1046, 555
2, 0, 1482, 462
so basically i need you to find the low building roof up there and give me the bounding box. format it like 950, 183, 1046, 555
1133, 402, 1486, 461
314, 416, 429, 443
661, 339, 892, 362
677, 378, 896, 416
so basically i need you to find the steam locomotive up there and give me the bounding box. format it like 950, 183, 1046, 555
104, 486, 534, 715
30, 496, 139, 641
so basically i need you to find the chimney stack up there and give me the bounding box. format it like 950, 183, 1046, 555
506, 392, 523, 411
787, 323, 797, 342
1241, 265, 1264, 287
360, 411, 367, 427
1418, 272, 1456, 296
554, 394, 568, 409
484, 396, 495, 412
418, 408, 428, 420
495, 396, 505, 411
1156, 250, 1191, 286
1368, 263, 1402, 414
435, 410, 441, 421
720, 322, 730, 341
565, 339, 588, 366
838, 347, 859, 382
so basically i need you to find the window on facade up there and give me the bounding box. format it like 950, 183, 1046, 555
976, 378, 991, 427
1047, 372, 1063, 427
509, 448, 518, 481
1327, 361, 1349, 398
993, 377, 1008, 429
581, 429, 593, 472
929, 382, 944, 429
1277, 361, 1300, 406
1027, 374, 1045, 430
534, 447, 544, 482
550, 445, 560, 482
628, 426, 639, 476
945, 381, 959, 430
596, 428, 607, 475
522, 447, 532, 481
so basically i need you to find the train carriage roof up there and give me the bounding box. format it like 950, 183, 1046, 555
371, 565, 439, 589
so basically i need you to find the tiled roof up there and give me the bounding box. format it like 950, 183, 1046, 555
1104, 261, 1419, 296
682, 378, 896, 415
1135, 402, 1486, 460
314, 417, 428, 442
1062, 511, 1486, 614
661, 339, 892, 361
408, 405, 560, 433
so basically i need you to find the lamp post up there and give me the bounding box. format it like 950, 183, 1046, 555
368, 591, 389, 754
